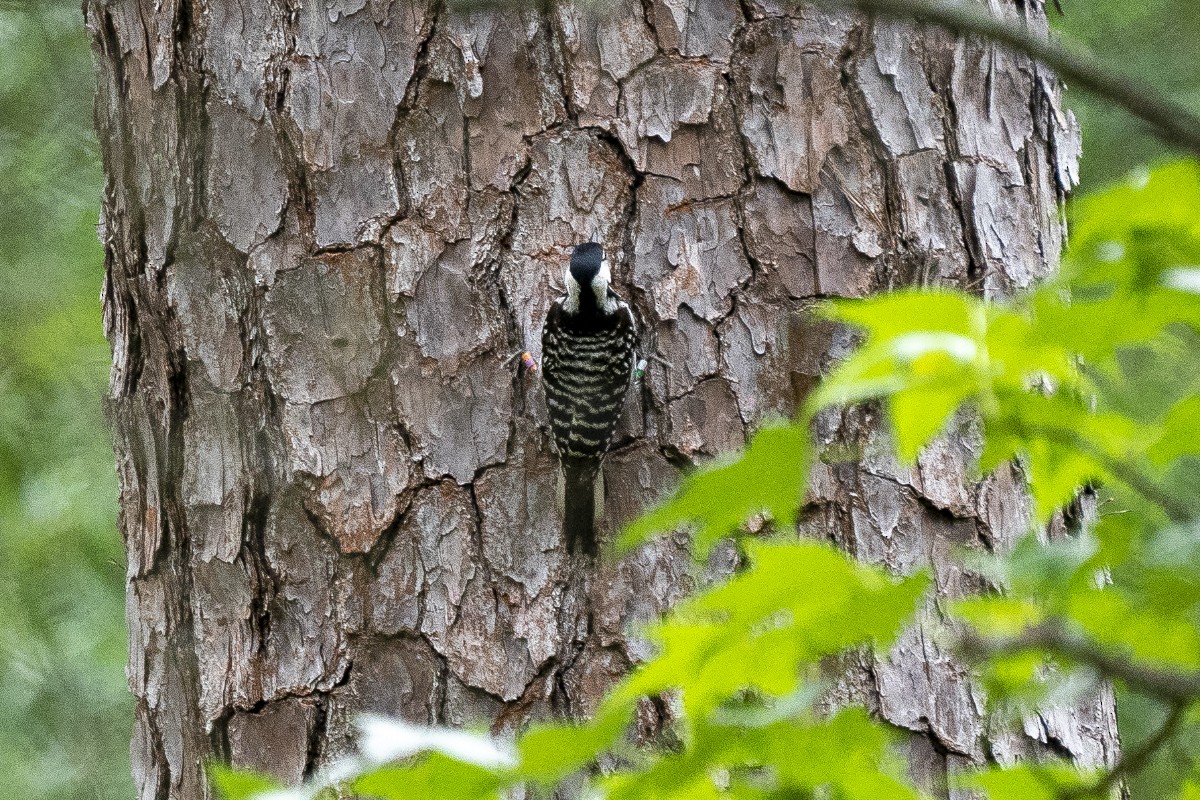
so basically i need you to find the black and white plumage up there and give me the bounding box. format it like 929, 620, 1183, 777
541, 242, 637, 556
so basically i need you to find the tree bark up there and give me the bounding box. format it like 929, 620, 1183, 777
87, 0, 1115, 797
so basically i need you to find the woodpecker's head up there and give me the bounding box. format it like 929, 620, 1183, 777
564, 242, 613, 314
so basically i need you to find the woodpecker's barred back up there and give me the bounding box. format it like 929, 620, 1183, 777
541, 242, 637, 555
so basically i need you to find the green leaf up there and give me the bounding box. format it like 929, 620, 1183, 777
889, 379, 975, 462
516, 698, 632, 784
620, 543, 928, 716
765, 709, 919, 800
1069, 589, 1200, 670
977, 650, 1050, 702
621, 422, 809, 555
602, 733, 740, 800
953, 596, 1045, 636
1125, 525, 1200, 611
1009, 531, 1099, 604
1032, 291, 1197, 363
352, 754, 504, 800
1068, 161, 1200, 284
826, 290, 976, 340
604, 707, 921, 800
208, 765, 283, 800
1086, 330, 1200, 430
1022, 435, 1102, 523
979, 428, 1022, 475
1150, 396, 1200, 465
958, 764, 1093, 800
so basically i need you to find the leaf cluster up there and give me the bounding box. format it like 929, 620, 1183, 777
214, 162, 1200, 800
215, 540, 928, 800
218, 158, 1200, 800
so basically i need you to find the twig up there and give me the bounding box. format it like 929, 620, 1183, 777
959, 620, 1200, 704
1092, 451, 1194, 527
1062, 702, 1187, 799
813, 0, 1200, 157
1019, 422, 1195, 525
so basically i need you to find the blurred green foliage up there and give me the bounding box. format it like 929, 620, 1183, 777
1046, 4, 1200, 782
215, 159, 1200, 800
812, 160, 1200, 799
214, 540, 931, 800
1055, 0, 1200, 191
0, 2, 129, 799
0, 0, 1197, 798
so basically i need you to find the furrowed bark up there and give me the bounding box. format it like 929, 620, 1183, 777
86, 0, 1116, 796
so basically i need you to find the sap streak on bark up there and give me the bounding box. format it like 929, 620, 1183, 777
88, 0, 1113, 796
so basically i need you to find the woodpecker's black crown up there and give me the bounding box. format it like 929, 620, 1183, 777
569, 242, 604, 286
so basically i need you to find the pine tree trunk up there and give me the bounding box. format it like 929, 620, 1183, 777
87, 0, 1115, 797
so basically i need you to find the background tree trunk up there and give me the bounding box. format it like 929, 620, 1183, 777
87, 0, 1115, 797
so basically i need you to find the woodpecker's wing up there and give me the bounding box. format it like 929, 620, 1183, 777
541, 300, 636, 461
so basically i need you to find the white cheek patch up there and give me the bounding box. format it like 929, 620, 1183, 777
563, 264, 581, 314
592, 259, 618, 313
591, 259, 611, 293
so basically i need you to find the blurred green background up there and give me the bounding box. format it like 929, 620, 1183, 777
1057, 0, 1200, 190
0, 1, 1195, 798
0, 2, 128, 799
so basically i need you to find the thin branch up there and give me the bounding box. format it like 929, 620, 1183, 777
1091, 450, 1195, 527
1017, 421, 1195, 526
813, 0, 1200, 157
1062, 702, 1187, 799
963, 619, 1197, 798
959, 620, 1200, 704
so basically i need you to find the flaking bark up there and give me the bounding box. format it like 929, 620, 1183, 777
88, 0, 1116, 797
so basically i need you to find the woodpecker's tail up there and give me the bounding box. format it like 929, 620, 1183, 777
563, 457, 600, 556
